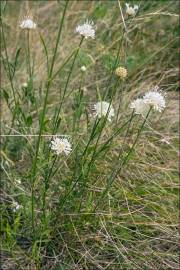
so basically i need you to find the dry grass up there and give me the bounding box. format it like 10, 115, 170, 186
1, 1, 179, 269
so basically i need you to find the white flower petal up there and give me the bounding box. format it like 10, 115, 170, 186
125, 3, 139, 16
76, 20, 95, 39
50, 137, 72, 156
143, 89, 166, 112
93, 101, 115, 122
130, 98, 149, 116
20, 18, 36, 29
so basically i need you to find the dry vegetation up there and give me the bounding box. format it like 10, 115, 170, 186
1, 1, 179, 269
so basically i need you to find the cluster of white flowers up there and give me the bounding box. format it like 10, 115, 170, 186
93, 101, 115, 122
130, 87, 166, 116
50, 101, 115, 155
19, 13, 166, 156
125, 3, 139, 16
50, 88, 165, 155
51, 137, 72, 156
20, 16, 36, 29
76, 20, 95, 39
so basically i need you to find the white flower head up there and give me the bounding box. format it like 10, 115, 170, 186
143, 87, 166, 112
13, 201, 22, 212
125, 3, 139, 16
81, 65, 87, 72
93, 101, 115, 122
130, 98, 149, 116
76, 20, 95, 39
51, 137, 72, 156
22, 82, 28, 88
20, 16, 36, 29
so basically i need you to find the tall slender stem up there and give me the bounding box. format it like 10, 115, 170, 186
1, 17, 17, 106
53, 36, 84, 134
94, 107, 152, 211
122, 109, 135, 145
30, 1, 68, 236
27, 30, 31, 77
42, 155, 58, 223
1, 17, 21, 149
121, 108, 152, 167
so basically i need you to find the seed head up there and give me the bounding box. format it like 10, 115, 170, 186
115, 67, 127, 79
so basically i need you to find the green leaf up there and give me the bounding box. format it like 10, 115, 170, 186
39, 33, 49, 74
26, 115, 33, 127
12, 48, 21, 79
2, 88, 9, 104
85, 191, 93, 212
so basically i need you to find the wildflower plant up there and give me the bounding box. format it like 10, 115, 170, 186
1, 1, 178, 270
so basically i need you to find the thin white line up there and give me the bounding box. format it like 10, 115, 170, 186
0, 134, 71, 137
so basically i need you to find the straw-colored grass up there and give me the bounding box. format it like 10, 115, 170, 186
1, 1, 179, 269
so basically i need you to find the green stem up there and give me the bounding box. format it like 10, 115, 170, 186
115, 80, 126, 124
0, 17, 22, 149
121, 108, 152, 167
53, 36, 84, 134
103, 31, 126, 100
1, 17, 17, 106
51, 48, 78, 81
27, 30, 31, 77
57, 118, 100, 211
42, 37, 84, 181
77, 78, 120, 211
122, 109, 135, 145
72, 72, 84, 133
42, 155, 58, 222
30, 1, 68, 237
94, 107, 152, 211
